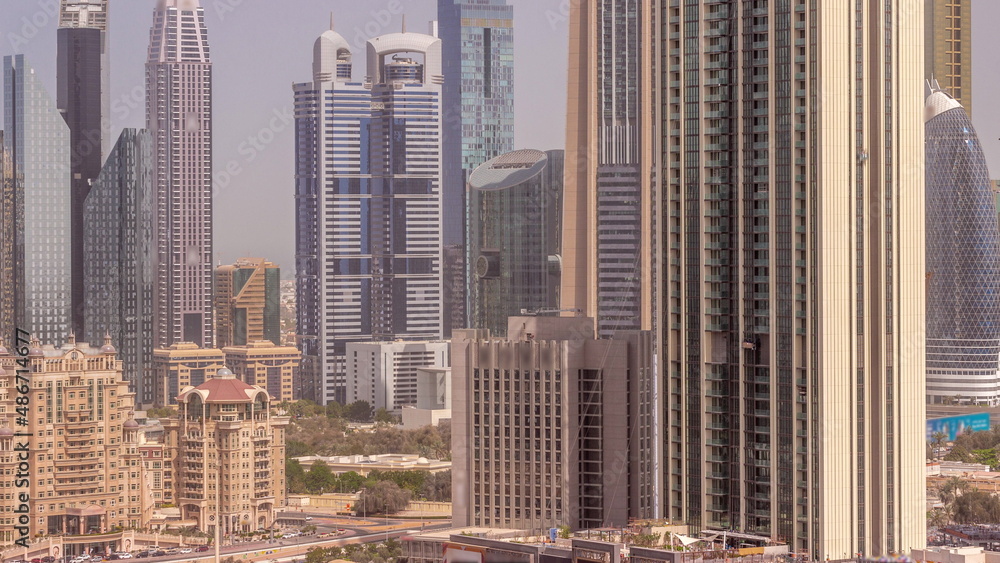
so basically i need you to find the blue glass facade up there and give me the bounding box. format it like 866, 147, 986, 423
925, 90, 1000, 404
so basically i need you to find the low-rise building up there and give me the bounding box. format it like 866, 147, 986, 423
151, 343, 224, 407
293, 453, 450, 476
223, 341, 300, 402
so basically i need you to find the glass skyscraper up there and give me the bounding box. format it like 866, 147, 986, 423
467, 149, 563, 336
438, 0, 514, 334
2, 55, 73, 346
84, 129, 155, 407
925, 87, 1000, 405
295, 22, 443, 405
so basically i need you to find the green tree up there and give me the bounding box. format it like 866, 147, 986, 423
287, 459, 307, 494
973, 448, 1000, 470
286, 439, 314, 458
345, 400, 373, 422
337, 471, 365, 493
952, 488, 1000, 523
146, 406, 177, 418
326, 401, 344, 419
305, 461, 337, 494
356, 481, 411, 515
421, 470, 451, 502
374, 408, 398, 424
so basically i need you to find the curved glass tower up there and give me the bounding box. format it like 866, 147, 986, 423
467, 149, 563, 335
925, 88, 1000, 405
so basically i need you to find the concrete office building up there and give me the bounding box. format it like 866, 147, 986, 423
653, 0, 926, 558
451, 317, 655, 531
215, 258, 281, 348
146, 0, 214, 348
84, 129, 156, 407
438, 0, 515, 335
57, 0, 111, 335
2, 55, 73, 346
925, 87, 1000, 405
161, 368, 289, 534
926, 0, 972, 112
0, 336, 153, 543
468, 149, 563, 336
345, 341, 450, 413
223, 341, 301, 403
294, 21, 444, 404
563, 0, 653, 336
151, 343, 224, 407
401, 367, 452, 429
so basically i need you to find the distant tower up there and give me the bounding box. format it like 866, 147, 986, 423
215, 258, 281, 348
438, 0, 514, 335
2, 55, 73, 346
925, 0, 972, 113
925, 86, 1000, 405
146, 0, 214, 348
57, 0, 111, 336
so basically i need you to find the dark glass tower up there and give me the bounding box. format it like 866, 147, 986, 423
84, 129, 155, 406
438, 0, 514, 335
57, 0, 110, 336
925, 88, 1000, 405
467, 149, 563, 335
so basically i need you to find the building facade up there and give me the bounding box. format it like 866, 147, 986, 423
345, 341, 449, 413
451, 317, 655, 531
925, 88, 1000, 405
84, 129, 155, 408
654, 0, 926, 558
2, 55, 73, 346
223, 341, 300, 403
146, 0, 214, 348
295, 22, 444, 405
0, 136, 15, 343
438, 0, 515, 335
151, 343, 224, 407
215, 259, 281, 348
0, 336, 153, 543
925, 0, 972, 113
468, 149, 563, 336
563, 0, 653, 337
161, 368, 289, 534
57, 0, 111, 335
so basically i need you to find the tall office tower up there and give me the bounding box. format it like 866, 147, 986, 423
564, 0, 652, 337
162, 367, 289, 535
438, 0, 515, 335
654, 1, 925, 558
0, 336, 153, 543
3, 55, 73, 346
57, 0, 110, 335
0, 136, 15, 343
345, 340, 450, 413
925, 0, 972, 113
215, 258, 281, 348
452, 317, 655, 530
295, 22, 444, 405
146, 0, 214, 348
925, 87, 1000, 405
84, 129, 155, 407
468, 149, 564, 335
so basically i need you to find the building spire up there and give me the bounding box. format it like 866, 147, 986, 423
402, 13, 407, 33
330, 12, 336, 31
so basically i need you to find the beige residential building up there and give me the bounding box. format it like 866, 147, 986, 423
0, 336, 153, 544
925, 0, 972, 112
215, 258, 281, 348
161, 367, 289, 535
223, 341, 300, 402
654, 0, 925, 559
451, 317, 654, 531
151, 343, 224, 407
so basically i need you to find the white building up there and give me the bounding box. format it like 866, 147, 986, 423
402, 367, 452, 429
346, 341, 449, 413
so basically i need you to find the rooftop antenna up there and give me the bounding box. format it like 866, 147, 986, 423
402, 13, 407, 33
330, 12, 335, 31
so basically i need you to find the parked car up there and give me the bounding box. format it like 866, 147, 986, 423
177, 548, 191, 554
195, 546, 210, 553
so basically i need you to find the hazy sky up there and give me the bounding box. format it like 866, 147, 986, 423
3, 1, 1000, 275
0, 0, 572, 273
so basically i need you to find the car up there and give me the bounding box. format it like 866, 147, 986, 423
318, 532, 331, 538
90, 557, 103, 563
134, 554, 148, 559
195, 546, 210, 553
304, 517, 312, 521
31, 558, 42, 563
116, 555, 132, 560
151, 553, 165, 558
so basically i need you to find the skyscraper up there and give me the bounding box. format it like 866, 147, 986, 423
654, 1, 925, 559
295, 21, 444, 405
146, 0, 214, 348
563, 0, 652, 337
925, 0, 972, 113
2, 55, 73, 346
0, 135, 15, 343
84, 128, 155, 407
467, 149, 564, 335
924, 87, 1000, 405
57, 0, 110, 335
215, 258, 281, 348
438, 0, 514, 335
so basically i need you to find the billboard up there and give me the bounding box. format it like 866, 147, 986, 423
927, 412, 991, 442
